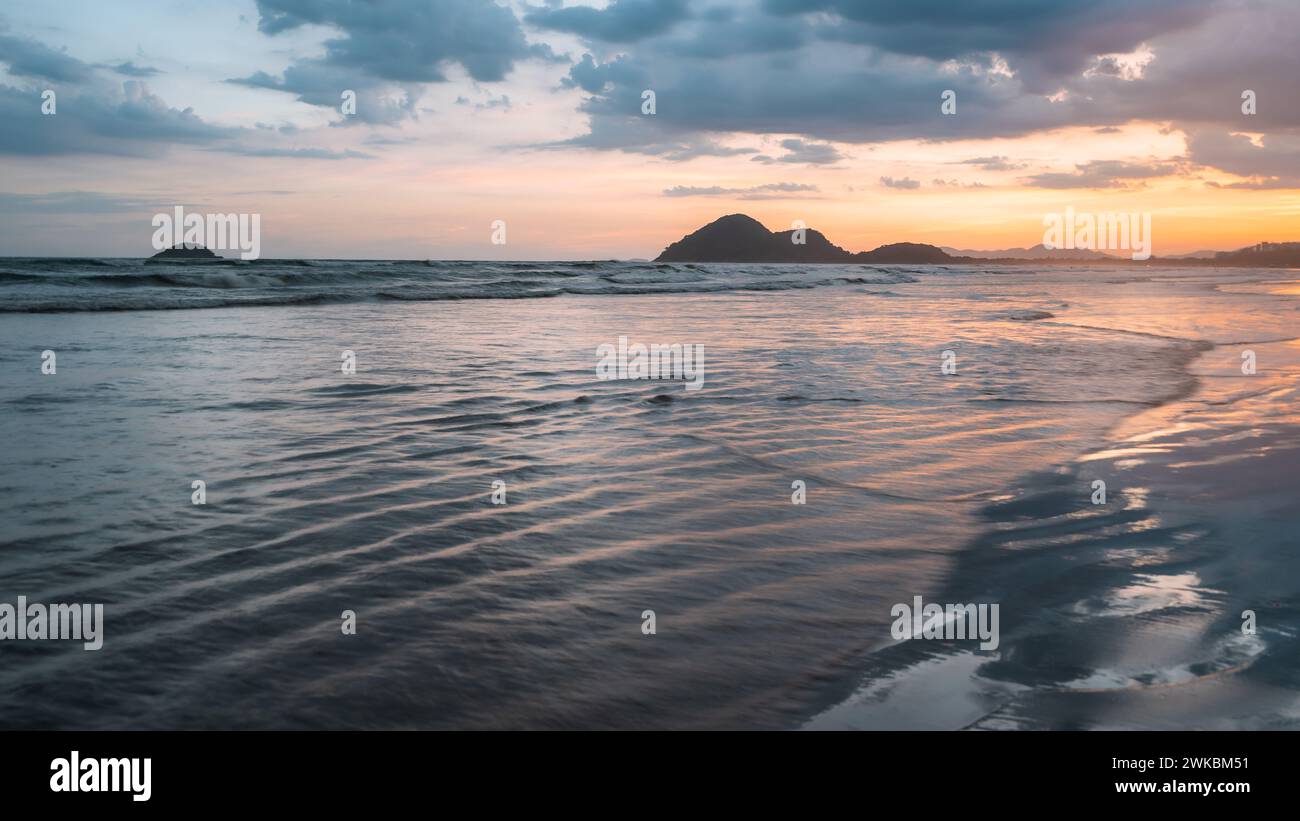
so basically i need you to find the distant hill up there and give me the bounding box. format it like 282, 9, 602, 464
1211, 242, 1300, 266
941, 244, 1115, 260
654, 215, 1300, 267
863, 242, 952, 263
656, 214, 854, 262
656, 214, 951, 264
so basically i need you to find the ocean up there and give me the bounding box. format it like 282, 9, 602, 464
1, 258, 1297, 729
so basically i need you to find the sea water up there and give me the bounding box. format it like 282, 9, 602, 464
1, 259, 1297, 729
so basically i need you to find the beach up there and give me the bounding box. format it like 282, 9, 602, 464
0, 261, 1297, 729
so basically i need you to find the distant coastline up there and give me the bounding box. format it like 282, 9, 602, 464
654, 214, 1300, 267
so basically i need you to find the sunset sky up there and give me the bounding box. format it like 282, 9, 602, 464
2, 0, 1299, 259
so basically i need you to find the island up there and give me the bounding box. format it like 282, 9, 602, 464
147, 244, 220, 261
654, 214, 1300, 267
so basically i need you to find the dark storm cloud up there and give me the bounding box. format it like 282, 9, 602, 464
660, 13, 807, 57
251, 0, 538, 82
234, 0, 560, 123
565, 47, 1067, 145
553, 0, 1300, 172
550, 4, 1120, 150
764, 0, 1219, 92
1074, 5, 1300, 134
525, 0, 691, 43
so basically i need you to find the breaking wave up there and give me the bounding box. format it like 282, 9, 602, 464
0, 258, 921, 312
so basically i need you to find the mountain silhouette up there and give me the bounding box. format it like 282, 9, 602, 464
941, 244, 1115, 260
655, 214, 852, 262
655, 215, 1300, 266
655, 214, 952, 263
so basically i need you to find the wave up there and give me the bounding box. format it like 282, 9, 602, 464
0, 258, 922, 312
1006, 309, 1055, 321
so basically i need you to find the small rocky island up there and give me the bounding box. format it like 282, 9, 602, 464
148, 244, 220, 262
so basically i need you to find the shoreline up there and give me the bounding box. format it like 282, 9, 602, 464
803, 331, 1300, 729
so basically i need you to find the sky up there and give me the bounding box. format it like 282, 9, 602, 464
1, 0, 1299, 259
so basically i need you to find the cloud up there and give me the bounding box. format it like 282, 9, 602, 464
1021, 159, 1183, 189
108, 61, 161, 78
457, 94, 512, 111
555, 31, 1072, 153
1189, 129, 1300, 189
549, 0, 1300, 171
216, 146, 374, 160
0, 80, 235, 156
234, 0, 558, 123
536, 112, 756, 161
525, 0, 690, 43
661, 12, 808, 58
958, 155, 1024, 171
0, 30, 240, 157
362, 134, 420, 146
6, 0, 1300, 186
0, 33, 94, 82
880, 176, 920, 189
751, 138, 843, 165
763, 0, 1217, 92
252, 0, 538, 81
0, 191, 159, 213
662, 182, 819, 198
228, 67, 421, 126
560, 53, 645, 94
